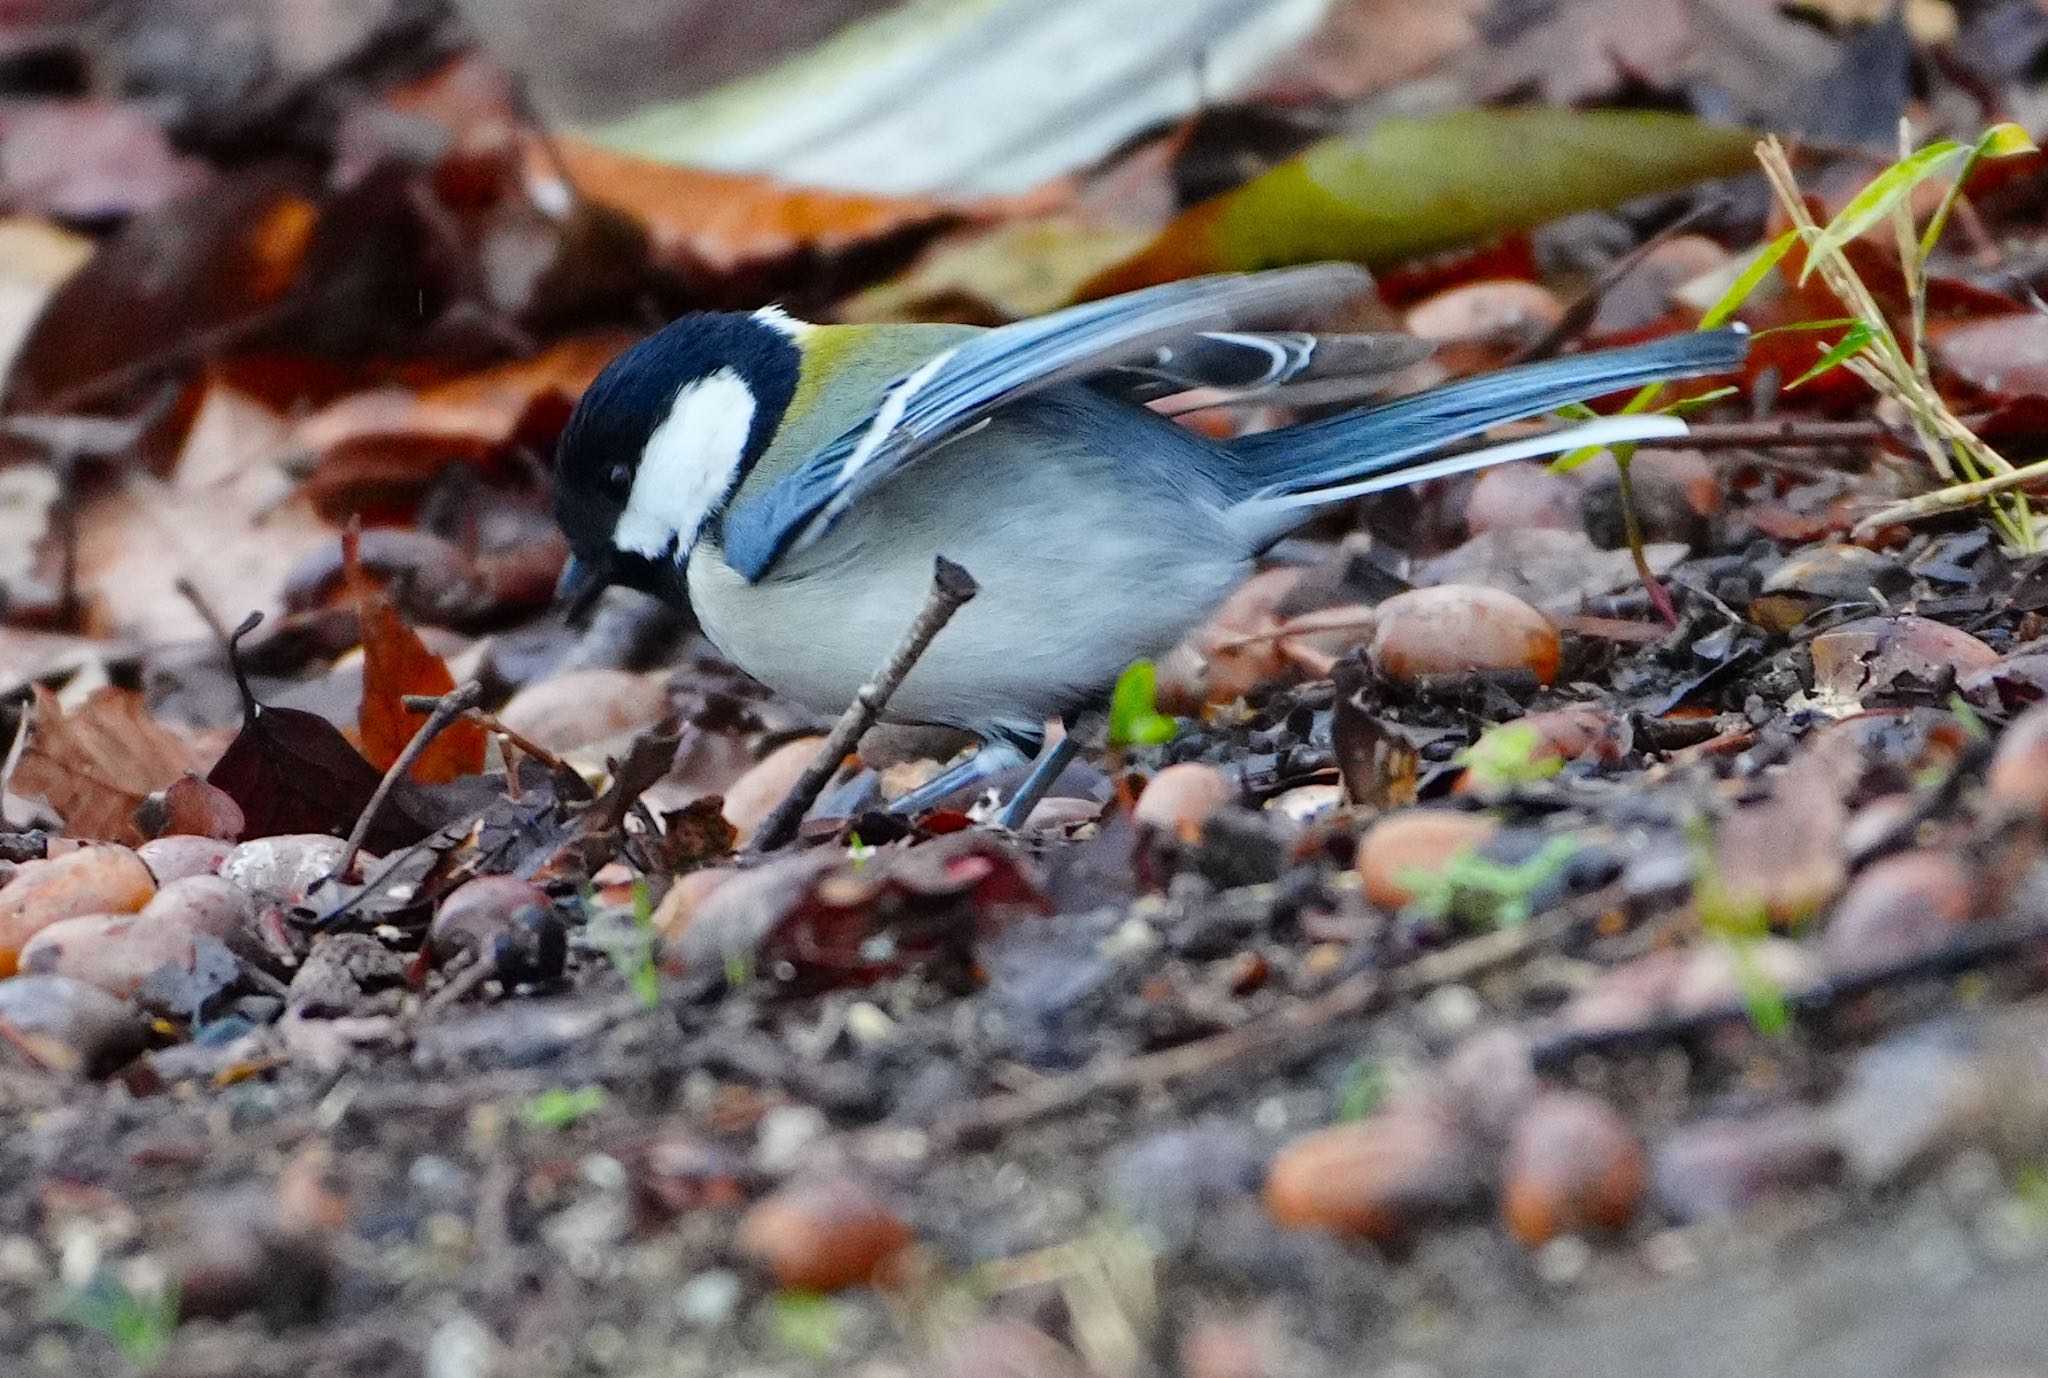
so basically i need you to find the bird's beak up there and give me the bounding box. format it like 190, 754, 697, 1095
554, 553, 612, 626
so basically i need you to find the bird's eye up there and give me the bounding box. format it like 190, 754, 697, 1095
606, 463, 631, 492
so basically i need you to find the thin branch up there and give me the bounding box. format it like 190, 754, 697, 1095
401, 694, 571, 775
1645, 417, 1896, 450
928, 913, 1555, 1151
747, 557, 981, 854
336, 681, 484, 878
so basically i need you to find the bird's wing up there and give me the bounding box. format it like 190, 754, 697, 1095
1092, 330, 1431, 402
719, 264, 1370, 582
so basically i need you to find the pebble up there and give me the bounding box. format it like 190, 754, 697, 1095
1368, 585, 1560, 686
219, 834, 350, 906
1133, 762, 1235, 839
496, 668, 669, 753
1404, 279, 1564, 344
0, 845, 156, 975
1987, 703, 2048, 819
1500, 1091, 1647, 1247
1356, 809, 1499, 909
733, 1175, 912, 1291
1826, 1024, 1998, 1188
20, 874, 254, 997
722, 737, 825, 843
1808, 615, 2001, 701
1443, 1025, 1540, 1142
428, 876, 565, 985
0, 974, 145, 1076
136, 834, 233, 884
1821, 849, 1974, 976
1264, 1102, 1483, 1241
1650, 1107, 1841, 1221
1466, 463, 1582, 536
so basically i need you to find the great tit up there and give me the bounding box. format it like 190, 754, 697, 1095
553, 264, 1746, 826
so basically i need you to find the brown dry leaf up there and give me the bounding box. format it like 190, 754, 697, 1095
542, 137, 956, 275
1262, 0, 1484, 102
346, 531, 487, 782
293, 334, 630, 521
72, 382, 334, 642
0, 216, 94, 391
7, 686, 205, 844
4, 168, 320, 412
0, 101, 207, 221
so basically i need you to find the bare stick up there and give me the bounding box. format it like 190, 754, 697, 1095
402, 694, 571, 775
927, 913, 1553, 1151
748, 557, 980, 854
1640, 417, 1896, 450
336, 681, 484, 877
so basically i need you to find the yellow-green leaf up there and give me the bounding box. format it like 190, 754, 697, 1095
1804, 140, 1971, 273
1080, 109, 1760, 297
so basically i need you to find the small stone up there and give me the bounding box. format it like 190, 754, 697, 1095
1265, 1102, 1483, 1241
1356, 809, 1499, 909
0, 845, 156, 975
497, 668, 668, 753
1443, 1026, 1539, 1142
1369, 585, 1560, 686
733, 1175, 911, 1291
21, 873, 253, 998
428, 875, 565, 986
1501, 1091, 1647, 1247
1134, 763, 1235, 839
1988, 703, 2048, 820
1466, 462, 1582, 537
219, 834, 349, 906
650, 867, 739, 946
1809, 616, 2001, 701
723, 737, 825, 844
0, 974, 145, 1075
136, 834, 232, 884
1827, 1024, 1998, 1187
1822, 850, 1974, 977
1651, 1107, 1840, 1221
1404, 279, 1564, 345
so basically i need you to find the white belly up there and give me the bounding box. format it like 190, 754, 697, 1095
687, 422, 1249, 739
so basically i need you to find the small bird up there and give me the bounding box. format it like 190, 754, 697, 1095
554, 265, 1745, 826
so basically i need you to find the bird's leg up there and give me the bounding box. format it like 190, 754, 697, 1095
996, 729, 1082, 829
885, 735, 1034, 816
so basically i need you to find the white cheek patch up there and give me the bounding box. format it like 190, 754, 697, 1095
613, 367, 757, 560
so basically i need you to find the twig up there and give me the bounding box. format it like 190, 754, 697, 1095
174, 576, 234, 649
1531, 910, 2048, 1068
400, 694, 571, 775
928, 914, 1556, 1151
1513, 199, 1724, 364
1640, 418, 1896, 450
335, 681, 483, 878
748, 557, 981, 854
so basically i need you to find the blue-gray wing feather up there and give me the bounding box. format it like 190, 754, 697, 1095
721, 265, 1371, 581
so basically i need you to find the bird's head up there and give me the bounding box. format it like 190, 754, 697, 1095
552, 306, 804, 616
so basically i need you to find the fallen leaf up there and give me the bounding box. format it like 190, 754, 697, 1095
3, 167, 320, 412
542, 137, 956, 278
292, 334, 630, 521
1082, 109, 1761, 296
0, 215, 93, 389
345, 531, 486, 783
0, 101, 207, 221
72, 382, 334, 642
6, 686, 204, 844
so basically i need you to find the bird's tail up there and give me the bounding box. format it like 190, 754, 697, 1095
1223, 328, 1749, 544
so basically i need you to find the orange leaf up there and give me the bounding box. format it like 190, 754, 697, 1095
545, 137, 955, 273
346, 530, 487, 782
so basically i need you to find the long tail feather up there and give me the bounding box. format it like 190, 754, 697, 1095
1224, 327, 1747, 540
